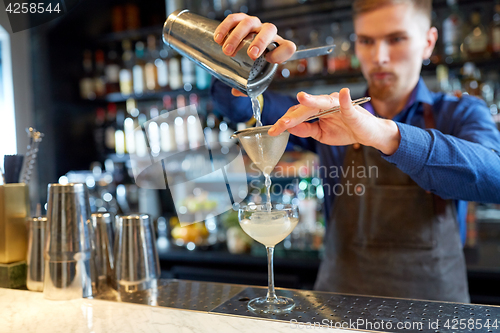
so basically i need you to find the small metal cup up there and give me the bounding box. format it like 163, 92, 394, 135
91, 212, 115, 288
43, 183, 98, 300
26, 216, 47, 292
114, 214, 160, 293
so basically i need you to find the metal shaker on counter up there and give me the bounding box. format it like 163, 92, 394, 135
163, 9, 333, 97
26, 216, 47, 291
114, 214, 160, 292
43, 183, 98, 300
91, 212, 115, 288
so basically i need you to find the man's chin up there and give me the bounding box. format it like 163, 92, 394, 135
369, 83, 397, 100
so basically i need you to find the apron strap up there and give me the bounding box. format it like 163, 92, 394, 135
423, 103, 447, 215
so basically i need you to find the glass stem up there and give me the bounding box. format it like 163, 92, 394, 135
266, 246, 277, 301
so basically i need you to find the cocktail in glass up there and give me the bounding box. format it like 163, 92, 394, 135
238, 203, 299, 314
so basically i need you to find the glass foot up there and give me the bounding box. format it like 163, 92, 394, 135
247, 296, 295, 314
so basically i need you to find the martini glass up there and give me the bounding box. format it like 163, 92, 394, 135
238, 203, 299, 314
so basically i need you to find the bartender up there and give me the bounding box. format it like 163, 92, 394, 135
211, 0, 500, 303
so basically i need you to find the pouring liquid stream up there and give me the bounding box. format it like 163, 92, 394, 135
250, 96, 272, 211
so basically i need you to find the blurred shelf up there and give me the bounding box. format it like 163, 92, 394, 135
260, 0, 496, 28
271, 55, 500, 90
93, 87, 210, 103
97, 25, 163, 44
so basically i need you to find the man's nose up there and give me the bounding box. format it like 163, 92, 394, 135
372, 41, 390, 65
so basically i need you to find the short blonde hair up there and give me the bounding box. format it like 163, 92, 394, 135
352, 0, 432, 25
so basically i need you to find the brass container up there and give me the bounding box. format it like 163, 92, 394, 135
0, 184, 30, 264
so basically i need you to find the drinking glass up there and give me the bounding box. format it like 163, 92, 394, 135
238, 203, 299, 314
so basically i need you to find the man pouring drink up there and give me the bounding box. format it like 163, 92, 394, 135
211, 0, 500, 302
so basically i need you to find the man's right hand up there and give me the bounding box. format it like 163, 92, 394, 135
213, 13, 296, 97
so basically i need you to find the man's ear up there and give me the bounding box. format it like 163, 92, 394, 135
423, 27, 438, 60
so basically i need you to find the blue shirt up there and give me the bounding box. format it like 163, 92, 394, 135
211, 78, 500, 244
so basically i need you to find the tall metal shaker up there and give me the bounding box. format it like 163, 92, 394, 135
43, 183, 98, 300
163, 10, 333, 97
26, 216, 47, 291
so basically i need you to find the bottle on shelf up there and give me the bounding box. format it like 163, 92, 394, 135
169, 53, 182, 91
204, 102, 220, 146
79, 49, 95, 100
145, 35, 159, 92
104, 103, 117, 154
436, 64, 452, 93
306, 30, 325, 76
181, 56, 196, 90
105, 43, 121, 94
490, 2, 500, 54
195, 65, 211, 90
442, 0, 464, 62
94, 107, 106, 156
464, 10, 489, 58
111, 5, 125, 32
174, 95, 188, 150
124, 98, 139, 154
461, 62, 482, 97
119, 40, 134, 95
94, 49, 107, 98
327, 23, 350, 74
160, 95, 176, 153
147, 105, 161, 156
133, 41, 146, 95
115, 107, 126, 156
124, 3, 140, 30
156, 43, 169, 89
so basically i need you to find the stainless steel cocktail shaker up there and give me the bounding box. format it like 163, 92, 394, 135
91, 212, 115, 288
114, 214, 160, 292
163, 10, 333, 97
26, 216, 47, 292
43, 183, 98, 300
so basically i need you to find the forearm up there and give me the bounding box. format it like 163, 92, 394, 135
383, 123, 500, 203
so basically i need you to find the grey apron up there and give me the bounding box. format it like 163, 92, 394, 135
314, 104, 470, 303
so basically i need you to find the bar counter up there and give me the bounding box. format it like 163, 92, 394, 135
2, 279, 500, 333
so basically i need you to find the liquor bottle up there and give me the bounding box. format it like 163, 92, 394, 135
105, 43, 121, 94
156, 44, 169, 89
94, 49, 107, 98
169, 54, 182, 90
133, 41, 146, 95
124, 3, 140, 30
115, 107, 126, 156
464, 10, 489, 58
278, 29, 299, 78
94, 107, 106, 156
490, 3, 500, 54
195, 65, 211, 90
147, 105, 161, 156
174, 95, 188, 151
79, 50, 95, 100
306, 30, 325, 76
461, 62, 482, 96
436, 65, 451, 93
111, 5, 124, 32
327, 23, 350, 74
442, 0, 464, 61
160, 95, 176, 153
181, 56, 196, 89
124, 98, 139, 154
105, 103, 117, 154
145, 35, 159, 92
465, 202, 477, 248
204, 103, 219, 146
119, 40, 134, 95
